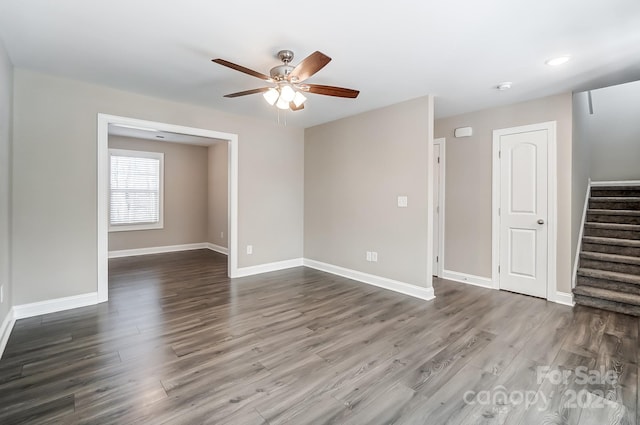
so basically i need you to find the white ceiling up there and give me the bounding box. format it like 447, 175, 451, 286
1, 0, 639, 128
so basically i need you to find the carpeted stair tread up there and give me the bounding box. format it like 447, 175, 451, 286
588, 209, 640, 216
589, 196, 640, 201
584, 222, 640, 231
573, 285, 640, 307
573, 295, 640, 316
582, 236, 640, 247
580, 251, 640, 265
591, 186, 640, 192
577, 268, 640, 285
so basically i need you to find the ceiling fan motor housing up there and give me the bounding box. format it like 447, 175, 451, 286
270, 65, 294, 81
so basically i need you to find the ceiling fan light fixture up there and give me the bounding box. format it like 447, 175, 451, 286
279, 84, 296, 103
263, 88, 279, 105
275, 96, 290, 110
293, 91, 307, 108
214, 49, 359, 114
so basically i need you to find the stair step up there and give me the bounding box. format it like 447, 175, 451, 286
587, 209, 640, 225
586, 222, 640, 230
573, 293, 640, 316
577, 275, 640, 296
577, 266, 640, 295
591, 186, 640, 197
581, 251, 640, 264
573, 285, 640, 306
577, 268, 640, 285
580, 253, 640, 275
589, 197, 640, 210
588, 209, 640, 216
584, 222, 640, 240
582, 236, 640, 247
582, 236, 640, 257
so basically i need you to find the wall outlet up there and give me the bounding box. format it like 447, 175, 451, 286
397, 196, 408, 208
246, 245, 253, 255
366, 251, 372, 262
371, 252, 378, 262
220, 231, 224, 239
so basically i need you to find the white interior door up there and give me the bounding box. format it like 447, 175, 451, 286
433, 143, 441, 276
498, 128, 548, 298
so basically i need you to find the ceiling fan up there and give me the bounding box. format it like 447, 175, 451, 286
212, 50, 359, 111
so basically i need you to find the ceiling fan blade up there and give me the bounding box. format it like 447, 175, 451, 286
289, 102, 304, 111
304, 84, 360, 98
288, 51, 331, 83
212, 58, 272, 81
223, 87, 271, 98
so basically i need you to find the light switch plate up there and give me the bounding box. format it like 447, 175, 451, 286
397, 196, 408, 207
246, 245, 253, 255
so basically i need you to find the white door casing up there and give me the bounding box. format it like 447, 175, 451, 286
492, 122, 557, 300
432, 138, 445, 277
97, 114, 239, 303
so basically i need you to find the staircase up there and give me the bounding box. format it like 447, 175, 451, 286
573, 185, 640, 316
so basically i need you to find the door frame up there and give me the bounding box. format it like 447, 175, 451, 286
433, 137, 446, 278
491, 121, 557, 300
97, 113, 239, 303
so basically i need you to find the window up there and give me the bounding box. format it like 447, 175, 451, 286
109, 149, 164, 231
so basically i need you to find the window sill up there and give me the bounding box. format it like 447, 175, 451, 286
109, 223, 164, 232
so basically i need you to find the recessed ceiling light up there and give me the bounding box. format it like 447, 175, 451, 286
496, 82, 512, 91
545, 55, 571, 66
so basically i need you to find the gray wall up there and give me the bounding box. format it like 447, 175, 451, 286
304, 96, 434, 288
108, 136, 209, 251
12, 69, 304, 305
208, 142, 228, 248
571, 79, 640, 264
0, 40, 12, 324
571, 92, 593, 264
435, 93, 573, 293
580, 80, 640, 181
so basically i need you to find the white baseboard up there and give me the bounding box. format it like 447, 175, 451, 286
13, 292, 98, 320
233, 258, 304, 278
0, 308, 15, 359
553, 291, 575, 307
590, 180, 640, 187
109, 243, 211, 258
442, 269, 575, 306
442, 269, 496, 290
206, 242, 228, 255
303, 259, 435, 301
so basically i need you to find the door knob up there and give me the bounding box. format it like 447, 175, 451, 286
537, 219, 545, 225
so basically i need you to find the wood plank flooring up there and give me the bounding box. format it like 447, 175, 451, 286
0, 249, 638, 424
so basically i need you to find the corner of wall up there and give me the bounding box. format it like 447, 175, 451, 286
0, 36, 15, 356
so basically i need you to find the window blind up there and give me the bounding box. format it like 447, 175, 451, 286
110, 153, 161, 226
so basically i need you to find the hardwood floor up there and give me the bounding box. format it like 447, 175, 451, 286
0, 249, 638, 424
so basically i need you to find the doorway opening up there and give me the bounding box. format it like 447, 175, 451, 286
97, 114, 239, 303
